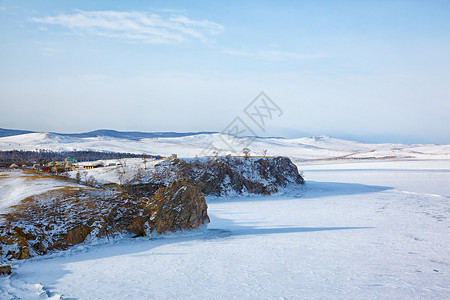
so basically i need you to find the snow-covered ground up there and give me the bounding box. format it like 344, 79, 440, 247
2, 159, 449, 299
1, 132, 450, 160
0, 170, 83, 214
70, 158, 162, 184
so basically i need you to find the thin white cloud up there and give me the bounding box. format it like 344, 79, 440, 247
43, 47, 61, 56
150, 8, 187, 14
31, 10, 224, 44
223, 49, 329, 60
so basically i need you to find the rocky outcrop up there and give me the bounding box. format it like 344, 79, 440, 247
0, 155, 302, 264
0, 188, 139, 260
65, 226, 92, 245
132, 179, 209, 235
147, 156, 304, 196
0, 180, 209, 262
121, 182, 164, 198
0, 265, 12, 275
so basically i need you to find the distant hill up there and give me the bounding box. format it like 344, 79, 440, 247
1, 128, 449, 161
0, 128, 217, 140
60, 129, 218, 141
0, 128, 35, 138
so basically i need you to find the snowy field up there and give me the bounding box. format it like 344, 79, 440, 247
1, 159, 449, 299
0, 170, 82, 214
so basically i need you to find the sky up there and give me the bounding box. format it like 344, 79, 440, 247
0, 0, 449, 144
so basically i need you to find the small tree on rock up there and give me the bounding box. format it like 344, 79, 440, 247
242, 148, 251, 158
212, 150, 219, 160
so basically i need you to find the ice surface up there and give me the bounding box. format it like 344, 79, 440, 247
299, 160, 450, 197
1, 160, 449, 299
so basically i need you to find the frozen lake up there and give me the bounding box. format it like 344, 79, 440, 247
2, 160, 449, 299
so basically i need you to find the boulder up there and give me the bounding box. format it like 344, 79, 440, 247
0, 265, 12, 275
65, 226, 92, 245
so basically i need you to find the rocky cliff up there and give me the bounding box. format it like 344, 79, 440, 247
131, 179, 209, 236
0, 179, 209, 262
142, 156, 304, 196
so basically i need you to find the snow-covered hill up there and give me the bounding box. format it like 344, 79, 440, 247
0, 128, 215, 140
0, 170, 83, 213
0, 131, 449, 161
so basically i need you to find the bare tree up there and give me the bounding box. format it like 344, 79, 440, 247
242, 148, 251, 158
142, 154, 148, 169
116, 158, 126, 170
117, 170, 126, 185
262, 149, 267, 157
87, 175, 98, 187
75, 171, 81, 182
82, 171, 88, 182
134, 166, 145, 183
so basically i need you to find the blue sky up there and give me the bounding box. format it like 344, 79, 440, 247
1, 0, 449, 143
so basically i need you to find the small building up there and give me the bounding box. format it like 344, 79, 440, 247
171, 154, 177, 159
65, 157, 77, 171
9, 163, 19, 169
83, 163, 103, 169
53, 161, 67, 172
45, 159, 74, 173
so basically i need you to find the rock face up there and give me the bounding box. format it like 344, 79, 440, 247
132, 179, 209, 236
0, 188, 143, 261
0, 180, 209, 262
148, 156, 304, 196
0, 265, 12, 275
121, 182, 164, 198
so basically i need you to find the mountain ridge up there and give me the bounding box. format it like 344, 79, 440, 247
0, 128, 36, 138
0, 128, 218, 140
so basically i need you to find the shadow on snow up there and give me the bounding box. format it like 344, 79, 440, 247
207, 180, 393, 204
